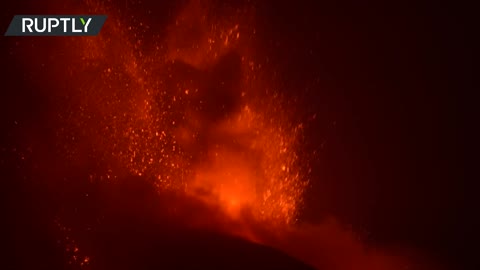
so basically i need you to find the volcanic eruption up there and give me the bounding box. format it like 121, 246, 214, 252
2, 0, 448, 269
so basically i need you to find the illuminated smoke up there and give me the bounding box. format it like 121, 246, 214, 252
57, 0, 307, 226
11, 0, 439, 269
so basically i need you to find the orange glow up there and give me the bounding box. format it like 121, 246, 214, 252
55, 0, 307, 228
16, 1, 436, 269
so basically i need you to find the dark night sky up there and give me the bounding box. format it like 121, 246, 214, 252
254, 2, 471, 268
1, 0, 473, 269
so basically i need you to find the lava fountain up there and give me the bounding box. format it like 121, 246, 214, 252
55, 0, 307, 228
8, 0, 441, 269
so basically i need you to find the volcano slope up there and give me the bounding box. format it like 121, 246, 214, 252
4, 173, 316, 270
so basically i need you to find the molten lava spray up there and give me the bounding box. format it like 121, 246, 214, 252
10, 0, 441, 269
55, 0, 307, 227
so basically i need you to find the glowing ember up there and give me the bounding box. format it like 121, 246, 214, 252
56, 0, 307, 228
9, 1, 434, 269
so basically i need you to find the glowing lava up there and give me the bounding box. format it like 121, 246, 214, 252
55, 0, 307, 228
10, 1, 437, 269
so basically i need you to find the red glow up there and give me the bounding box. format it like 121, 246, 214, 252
11, 1, 441, 269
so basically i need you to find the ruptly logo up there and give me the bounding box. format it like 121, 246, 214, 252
4, 15, 107, 36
